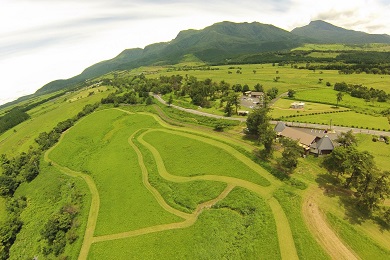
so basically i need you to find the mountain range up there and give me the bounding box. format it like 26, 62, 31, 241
20, 20, 390, 96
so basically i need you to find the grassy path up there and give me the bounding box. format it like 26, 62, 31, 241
46, 109, 300, 259
137, 128, 299, 259
45, 131, 100, 260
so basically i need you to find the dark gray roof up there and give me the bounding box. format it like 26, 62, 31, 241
312, 135, 334, 151
274, 121, 286, 133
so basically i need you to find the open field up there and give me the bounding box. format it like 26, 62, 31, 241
292, 43, 390, 52
0, 86, 114, 156
289, 111, 390, 130
355, 134, 390, 171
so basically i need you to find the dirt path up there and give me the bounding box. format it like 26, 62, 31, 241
302, 194, 359, 260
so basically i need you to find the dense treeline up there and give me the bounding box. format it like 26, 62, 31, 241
0, 107, 30, 135
0, 102, 99, 259
334, 82, 389, 102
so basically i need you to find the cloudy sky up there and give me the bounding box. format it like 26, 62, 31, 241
1, 0, 390, 105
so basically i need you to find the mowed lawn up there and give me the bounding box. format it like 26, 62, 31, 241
290, 111, 389, 130
142, 130, 271, 186
49, 109, 183, 236
356, 134, 390, 171
270, 98, 346, 119
88, 187, 281, 259
294, 88, 390, 113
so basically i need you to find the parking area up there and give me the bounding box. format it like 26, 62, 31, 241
241, 96, 261, 109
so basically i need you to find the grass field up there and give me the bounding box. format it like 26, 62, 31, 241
355, 134, 390, 170
292, 43, 390, 52
0, 86, 114, 156
88, 187, 281, 259
9, 159, 91, 259
273, 187, 330, 259
142, 130, 270, 186
49, 110, 183, 236
326, 213, 390, 259
290, 111, 389, 130
270, 98, 348, 119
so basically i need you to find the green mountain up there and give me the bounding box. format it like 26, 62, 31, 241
291, 20, 390, 44
36, 21, 304, 94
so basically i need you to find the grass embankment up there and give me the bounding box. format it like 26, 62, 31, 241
9, 159, 90, 259
49, 110, 183, 236
88, 187, 281, 259
326, 213, 390, 259
0, 87, 114, 156
274, 187, 330, 259
142, 130, 270, 187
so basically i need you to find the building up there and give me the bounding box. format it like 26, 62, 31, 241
278, 127, 319, 152
310, 135, 335, 155
250, 92, 264, 98
291, 102, 305, 109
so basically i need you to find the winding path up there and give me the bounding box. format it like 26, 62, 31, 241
46, 109, 300, 259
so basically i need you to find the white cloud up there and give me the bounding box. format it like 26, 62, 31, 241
1, 0, 390, 105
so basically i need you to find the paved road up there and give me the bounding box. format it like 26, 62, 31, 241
154, 94, 390, 137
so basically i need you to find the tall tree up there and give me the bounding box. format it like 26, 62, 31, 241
279, 138, 302, 173
336, 130, 357, 148
336, 91, 344, 107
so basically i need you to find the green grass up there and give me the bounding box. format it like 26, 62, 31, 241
355, 134, 390, 171
142, 130, 270, 186
294, 88, 390, 114
49, 110, 183, 236
88, 187, 281, 259
274, 187, 330, 260
9, 158, 90, 259
0, 87, 114, 157
326, 212, 390, 259
270, 98, 347, 119
134, 136, 227, 213
289, 111, 389, 130
292, 43, 390, 52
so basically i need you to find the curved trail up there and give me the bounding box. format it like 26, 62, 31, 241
137, 128, 298, 260
45, 133, 100, 260
303, 192, 359, 260
46, 108, 299, 259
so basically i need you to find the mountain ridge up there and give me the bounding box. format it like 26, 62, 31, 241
27, 20, 390, 96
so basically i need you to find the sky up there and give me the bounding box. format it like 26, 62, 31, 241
1, 0, 390, 105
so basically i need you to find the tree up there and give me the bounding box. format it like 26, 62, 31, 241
253, 70, 257, 74
228, 92, 240, 115
279, 138, 302, 173
336, 91, 343, 107
242, 84, 250, 93
335, 130, 357, 148
167, 94, 173, 107
322, 146, 351, 178
224, 101, 233, 117
145, 96, 153, 105
254, 83, 264, 92
287, 89, 296, 98
246, 106, 269, 136
267, 87, 279, 100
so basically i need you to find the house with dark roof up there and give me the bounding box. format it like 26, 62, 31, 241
310, 135, 335, 155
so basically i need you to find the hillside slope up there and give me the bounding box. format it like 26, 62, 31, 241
291, 20, 390, 44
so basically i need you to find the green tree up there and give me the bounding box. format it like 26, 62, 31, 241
145, 96, 153, 105
267, 87, 279, 99
279, 138, 302, 173
167, 94, 173, 107
336, 91, 343, 107
254, 83, 264, 92
336, 130, 357, 148
242, 84, 250, 93
322, 146, 350, 178
287, 89, 296, 98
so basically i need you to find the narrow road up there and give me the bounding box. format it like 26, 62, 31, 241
154, 94, 390, 136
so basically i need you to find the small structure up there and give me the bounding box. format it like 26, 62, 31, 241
244, 91, 252, 96
291, 102, 305, 109
310, 135, 335, 155
238, 110, 249, 116
250, 92, 264, 98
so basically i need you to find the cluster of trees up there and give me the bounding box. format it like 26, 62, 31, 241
334, 82, 389, 103
323, 131, 390, 222
41, 204, 80, 257
0, 196, 26, 259
0, 107, 30, 135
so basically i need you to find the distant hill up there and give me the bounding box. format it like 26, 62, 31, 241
36, 21, 304, 94
291, 20, 390, 44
